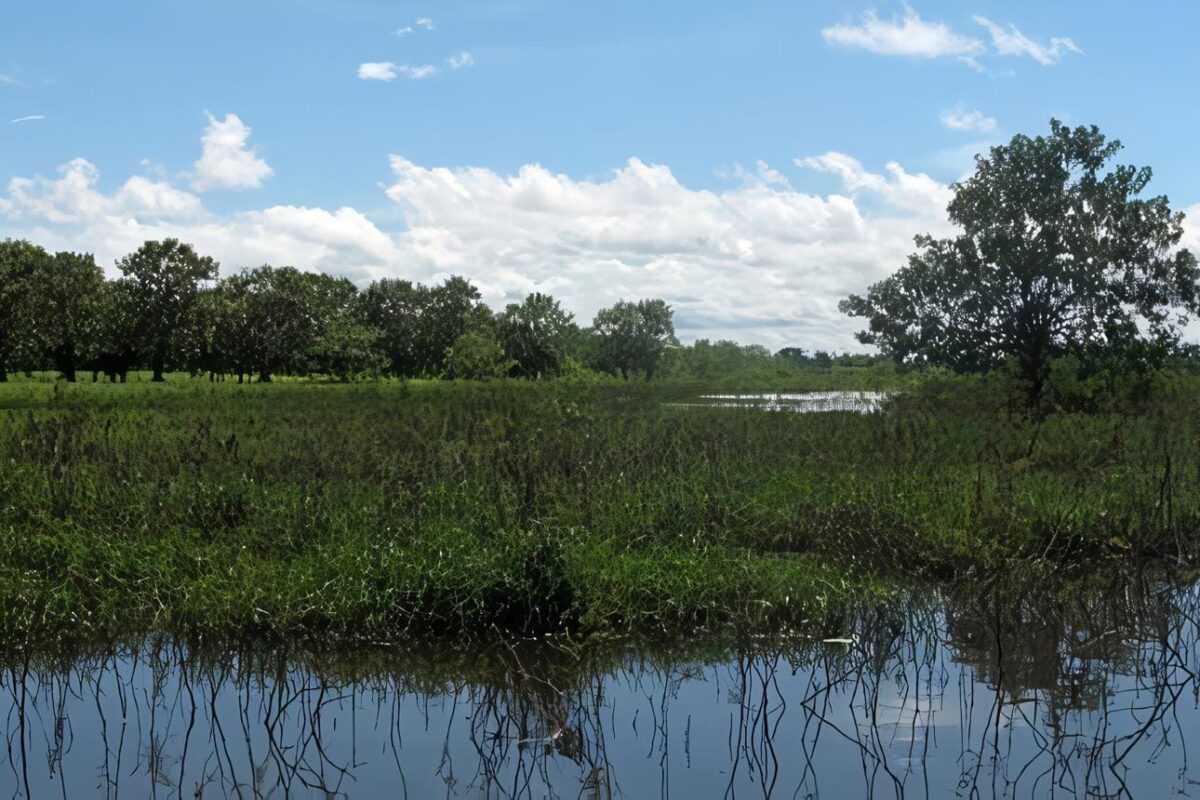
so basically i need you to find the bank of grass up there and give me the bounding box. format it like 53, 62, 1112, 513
1, 370, 1198, 646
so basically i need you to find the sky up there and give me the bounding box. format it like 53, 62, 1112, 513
2, 0, 1198, 351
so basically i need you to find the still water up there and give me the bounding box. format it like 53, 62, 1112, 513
669, 392, 891, 413
3, 571, 1198, 798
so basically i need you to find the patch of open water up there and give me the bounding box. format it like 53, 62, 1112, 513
668, 391, 891, 413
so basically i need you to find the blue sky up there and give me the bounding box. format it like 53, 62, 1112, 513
2, 1, 1198, 349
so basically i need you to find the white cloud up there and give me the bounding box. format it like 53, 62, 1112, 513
9, 115, 45, 124
939, 106, 996, 133
358, 62, 398, 81
383, 155, 955, 347
823, 6, 1080, 70
0, 74, 21, 86
822, 5, 984, 64
415, 17, 433, 30
358, 61, 398, 81
3, 158, 203, 224
398, 64, 438, 79
448, 52, 474, 70
973, 17, 1081, 65
191, 113, 273, 191
1183, 205, 1200, 253
0, 152, 959, 351
394, 26, 414, 37
358, 62, 437, 81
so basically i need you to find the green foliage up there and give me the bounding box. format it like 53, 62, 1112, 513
0, 239, 48, 381
308, 318, 385, 381
590, 298, 677, 378
27, 251, 106, 381
842, 120, 1200, 402
496, 292, 578, 378
2, 376, 1200, 646
447, 329, 513, 380
359, 276, 489, 377
117, 239, 219, 381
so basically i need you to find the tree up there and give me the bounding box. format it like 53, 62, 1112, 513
591, 299, 677, 378
360, 276, 487, 377
447, 330, 512, 380
841, 120, 1200, 402
117, 239, 219, 381
86, 278, 142, 382
28, 250, 106, 381
308, 317, 383, 381
0, 240, 46, 382
495, 292, 577, 378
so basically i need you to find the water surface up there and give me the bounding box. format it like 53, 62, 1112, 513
3, 571, 1196, 798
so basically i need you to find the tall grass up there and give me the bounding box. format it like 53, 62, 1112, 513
1, 373, 1198, 645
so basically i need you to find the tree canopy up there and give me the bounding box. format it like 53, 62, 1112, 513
840, 120, 1200, 400
117, 239, 219, 381
591, 299, 677, 379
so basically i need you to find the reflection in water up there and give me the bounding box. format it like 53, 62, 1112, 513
2, 570, 1198, 798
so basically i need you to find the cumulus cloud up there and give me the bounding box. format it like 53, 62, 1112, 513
973, 16, 1081, 65
3, 158, 202, 224
0, 161, 400, 284
822, 5, 984, 64
939, 106, 996, 133
448, 52, 474, 69
191, 113, 273, 191
0, 151, 959, 351
383, 155, 954, 347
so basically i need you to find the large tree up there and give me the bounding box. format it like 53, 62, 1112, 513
590, 299, 677, 379
495, 292, 577, 378
117, 239, 218, 381
28, 250, 106, 381
359, 276, 487, 377
0, 240, 47, 382
840, 120, 1200, 401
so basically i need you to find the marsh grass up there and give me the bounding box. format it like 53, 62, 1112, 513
2, 374, 1199, 646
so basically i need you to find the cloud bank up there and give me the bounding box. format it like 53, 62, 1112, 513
0, 154, 962, 351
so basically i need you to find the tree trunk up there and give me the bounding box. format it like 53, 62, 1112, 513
238, 373, 244, 385
152, 353, 165, 383
259, 371, 272, 383
0, 364, 7, 383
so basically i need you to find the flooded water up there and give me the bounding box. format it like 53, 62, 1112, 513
669, 391, 891, 413
3, 570, 1198, 798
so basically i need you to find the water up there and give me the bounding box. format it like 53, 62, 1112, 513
668, 392, 891, 413
3, 571, 1198, 798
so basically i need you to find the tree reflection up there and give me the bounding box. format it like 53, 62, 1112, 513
2, 569, 1199, 798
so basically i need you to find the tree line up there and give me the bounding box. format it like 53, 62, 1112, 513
0, 238, 692, 383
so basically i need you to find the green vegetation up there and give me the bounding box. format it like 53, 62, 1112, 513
1, 366, 1198, 648
2, 120, 1199, 651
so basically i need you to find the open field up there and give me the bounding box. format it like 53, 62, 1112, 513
2, 371, 1199, 647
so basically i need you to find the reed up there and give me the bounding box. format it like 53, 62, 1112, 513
2, 371, 1198, 645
